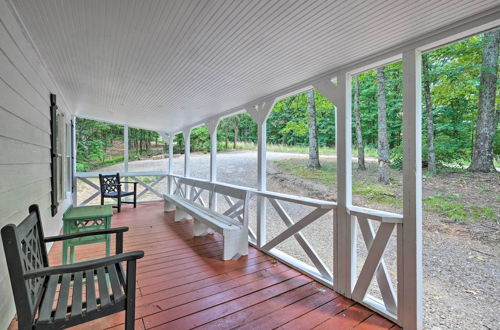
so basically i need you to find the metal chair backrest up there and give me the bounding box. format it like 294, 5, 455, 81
99, 173, 121, 194
1, 205, 49, 327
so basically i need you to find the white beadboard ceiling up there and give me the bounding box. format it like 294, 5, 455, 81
9, 0, 500, 132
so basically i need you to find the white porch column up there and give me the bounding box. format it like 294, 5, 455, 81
206, 119, 219, 183
314, 75, 354, 297
123, 125, 129, 192
257, 121, 267, 246
168, 134, 174, 167
183, 128, 191, 177
158, 131, 173, 194
124, 125, 129, 172
247, 99, 275, 247
166, 133, 174, 194
207, 119, 219, 211
402, 49, 423, 330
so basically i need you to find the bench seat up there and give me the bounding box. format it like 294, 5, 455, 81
163, 178, 251, 260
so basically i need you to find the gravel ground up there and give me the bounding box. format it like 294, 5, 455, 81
90, 151, 499, 329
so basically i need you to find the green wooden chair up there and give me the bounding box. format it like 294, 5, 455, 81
1, 204, 144, 329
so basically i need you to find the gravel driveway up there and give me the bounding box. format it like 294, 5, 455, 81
97, 151, 499, 329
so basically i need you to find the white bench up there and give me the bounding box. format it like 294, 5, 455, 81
163, 177, 251, 260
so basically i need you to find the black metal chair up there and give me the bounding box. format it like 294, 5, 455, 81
1, 204, 144, 330
99, 173, 137, 212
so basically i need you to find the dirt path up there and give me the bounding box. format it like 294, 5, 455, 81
93, 151, 499, 329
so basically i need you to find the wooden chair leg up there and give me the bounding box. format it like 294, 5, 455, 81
101, 196, 104, 205
117, 198, 121, 213
125, 260, 137, 330
133, 185, 137, 208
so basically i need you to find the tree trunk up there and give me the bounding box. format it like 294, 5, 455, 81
353, 76, 366, 170
233, 118, 239, 149
423, 54, 437, 174
233, 127, 238, 149
307, 89, 321, 169
377, 67, 390, 184
470, 28, 500, 172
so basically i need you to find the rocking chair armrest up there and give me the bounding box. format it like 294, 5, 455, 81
24, 251, 144, 279
44, 227, 129, 242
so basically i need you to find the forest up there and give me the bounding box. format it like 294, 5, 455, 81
76, 29, 499, 174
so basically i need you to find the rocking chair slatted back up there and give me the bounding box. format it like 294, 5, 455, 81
1, 205, 49, 326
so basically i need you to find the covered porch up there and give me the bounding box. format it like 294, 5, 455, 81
1, 1, 499, 329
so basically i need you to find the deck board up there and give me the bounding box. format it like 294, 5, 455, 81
9, 202, 396, 329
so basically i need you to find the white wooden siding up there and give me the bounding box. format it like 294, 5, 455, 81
0, 0, 72, 327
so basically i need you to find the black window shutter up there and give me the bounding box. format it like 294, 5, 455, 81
50, 93, 59, 216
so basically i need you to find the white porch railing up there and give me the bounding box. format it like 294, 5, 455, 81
75, 171, 168, 206
256, 190, 335, 285
75, 170, 404, 324
167, 174, 404, 325
349, 206, 403, 322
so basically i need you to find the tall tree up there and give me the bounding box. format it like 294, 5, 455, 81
307, 89, 321, 169
377, 67, 390, 184
422, 54, 437, 174
353, 76, 366, 170
470, 28, 500, 172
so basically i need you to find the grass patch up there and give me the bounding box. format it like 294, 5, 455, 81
233, 142, 378, 157
275, 159, 400, 206
277, 160, 336, 185
424, 194, 495, 221
353, 181, 400, 205
276, 159, 496, 222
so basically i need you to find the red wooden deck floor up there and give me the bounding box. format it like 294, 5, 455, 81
10, 202, 399, 329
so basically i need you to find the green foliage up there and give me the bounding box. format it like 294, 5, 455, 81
76, 118, 162, 171
267, 91, 336, 147
173, 133, 184, 154
76, 118, 123, 170
190, 126, 210, 152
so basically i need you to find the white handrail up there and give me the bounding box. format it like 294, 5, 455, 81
168, 174, 334, 210
76, 171, 168, 177
258, 190, 336, 209
348, 205, 403, 223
